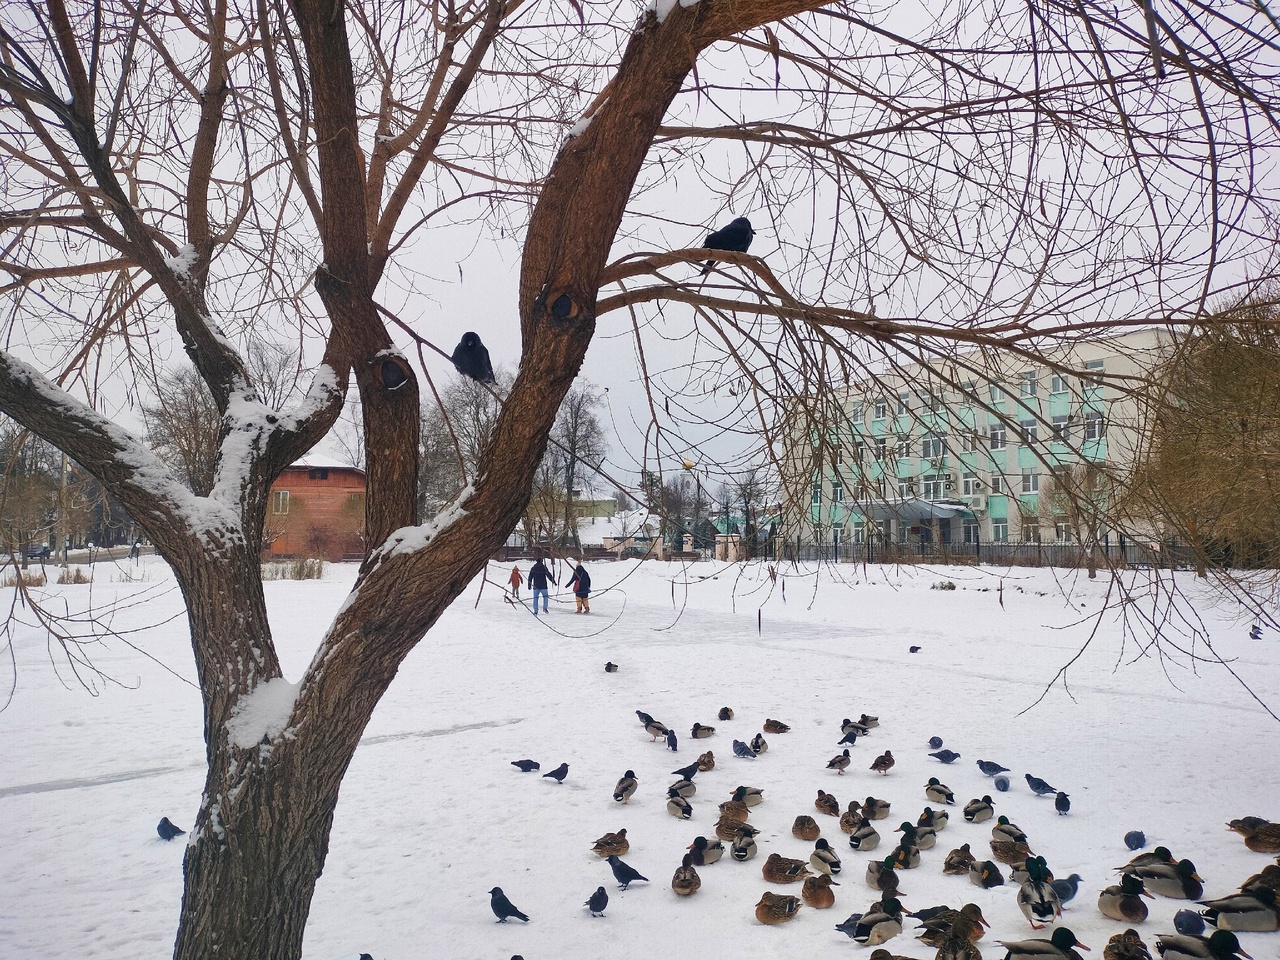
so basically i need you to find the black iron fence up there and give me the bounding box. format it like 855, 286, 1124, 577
781, 538, 1202, 570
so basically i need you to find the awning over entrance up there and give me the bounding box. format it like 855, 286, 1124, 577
856, 498, 969, 523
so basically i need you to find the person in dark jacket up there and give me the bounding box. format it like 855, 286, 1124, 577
566, 563, 591, 614
527, 550, 552, 615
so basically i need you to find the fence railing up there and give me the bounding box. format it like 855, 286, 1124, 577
780, 538, 1202, 570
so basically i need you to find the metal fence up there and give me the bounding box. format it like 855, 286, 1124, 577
776, 538, 1203, 570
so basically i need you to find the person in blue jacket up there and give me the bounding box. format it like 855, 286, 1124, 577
527, 549, 552, 615
566, 562, 591, 614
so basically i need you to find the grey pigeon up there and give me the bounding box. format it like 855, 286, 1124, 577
976, 759, 1010, 776
928, 736, 943, 749
994, 775, 1011, 792
585, 885, 609, 917
510, 759, 540, 772
542, 762, 568, 783
1025, 773, 1057, 796
930, 749, 961, 764
157, 817, 185, 841
489, 887, 530, 922
606, 855, 649, 890
732, 739, 756, 759
1050, 873, 1083, 904
699, 217, 754, 274
1124, 830, 1147, 851
1055, 791, 1071, 815
1173, 909, 1205, 935
450, 332, 495, 383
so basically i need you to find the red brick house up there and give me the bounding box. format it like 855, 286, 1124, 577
264, 458, 366, 561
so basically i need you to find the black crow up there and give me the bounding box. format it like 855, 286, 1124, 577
909, 645, 922, 653
976, 759, 1010, 777
451, 332, 495, 384
157, 817, 186, 841
837, 730, 858, 746
671, 760, 701, 779
585, 885, 609, 916
542, 762, 569, 783
666, 729, 678, 752
510, 759, 540, 773
699, 217, 754, 274
489, 887, 530, 922
1025, 773, 1057, 796
1055, 791, 1071, 815
606, 855, 649, 890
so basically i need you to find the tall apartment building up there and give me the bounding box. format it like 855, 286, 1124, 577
785, 328, 1172, 551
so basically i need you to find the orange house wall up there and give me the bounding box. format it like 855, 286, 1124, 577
265, 467, 367, 562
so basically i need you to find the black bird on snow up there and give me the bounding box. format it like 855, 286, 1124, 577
1055, 791, 1071, 815
511, 759, 540, 773
157, 817, 186, 841
930, 749, 962, 764
909, 645, 922, 653
666, 729, 678, 752
542, 762, 569, 783
359, 954, 374, 960
607, 855, 649, 890
585, 885, 609, 917
838, 730, 859, 746
1025, 773, 1057, 796
928, 736, 944, 749
732, 739, 756, 759
489, 887, 530, 922
699, 217, 754, 275
450, 332, 495, 384
672, 760, 701, 780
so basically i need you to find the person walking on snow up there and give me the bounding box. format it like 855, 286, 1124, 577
566, 562, 592, 614
527, 550, 552, 615
507, 564, 523, 599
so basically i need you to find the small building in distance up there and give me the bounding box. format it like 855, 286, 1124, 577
264, 457, 366, 562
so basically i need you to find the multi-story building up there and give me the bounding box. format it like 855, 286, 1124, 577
784, 328, 1172, 554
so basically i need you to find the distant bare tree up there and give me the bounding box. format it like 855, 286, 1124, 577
141, 368, 222, 497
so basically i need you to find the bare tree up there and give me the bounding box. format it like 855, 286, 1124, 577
553, 382, 607, 548
1, 1, 1278, 957
141, 368, 222, 497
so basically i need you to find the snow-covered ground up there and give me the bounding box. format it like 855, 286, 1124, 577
1, 557, 1278, 960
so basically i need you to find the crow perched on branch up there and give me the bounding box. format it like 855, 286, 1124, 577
700, 217, 754, 275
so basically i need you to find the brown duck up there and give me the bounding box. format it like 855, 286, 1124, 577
591, 828, 629, 857
763, 718, 791, 733
755, 890, 801, 924
803, 873, 839, 908
944, 842, 977, 875
696, 750, 715, 771
870, 751, 895, 775
816, 789, 841, 817
793, 815, 821, 841
671, 853, 701, 896
1228, 817, 1280, 854
763, 852, 813, 883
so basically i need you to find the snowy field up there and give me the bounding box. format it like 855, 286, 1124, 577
1, 556, 1278, 960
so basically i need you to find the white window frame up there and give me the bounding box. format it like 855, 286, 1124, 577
873, 398, 887, 420
922, 474, 945, 501
1020, 370, 1038, 398
1051, 415, 1070, 443
991, 520, 1009, 543
272, 490, 290, 514
962, 472, 980, 496
1051, 373, 1069, 394
989, 423, 1007, 450
1084, 410, 1105, 440
1021, 419, 1038, 444
1021, 469, 1039, 494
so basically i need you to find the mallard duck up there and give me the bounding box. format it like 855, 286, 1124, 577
1240, 863, 1280, 894
816, 789, 841, 817
750, 732, 768, 754
696, 750, 715, 771
851, 896, 903, 945
1018, 857, 1063, 929
1099, 873, 1152, 923
755, 890, 801, 924
690, 722, 715, 739
1154, 930, 1253, 960
591, 828, 630, 857
671, 853, 701, 895
763, 718, 791, 734
687, 834, 724, 866
715, 815, 757, 842
1228, 817, 1280, 854
970, 859, 1005, 888
732, 784, 764, 806
731, 825, 758, 861
803, 872, 840, 908
604, 661, 618, 672
993, 815, 1031, 845
793, 815, 821, 841
718, 706, 734, 721
669, 777, 696, 798
1104, 929, 1153, 960
965, 796, 995, 824
869, 951, 921, 960
828, 749, 852, 774
613, 770, 638, 803
644, 718, 670, 740
666, 788, 692, 819
936, 936, 984, 960
926, 777, 956, 805
920, 806, 950, 830
892, 841, 921, 870
849, 819, 881, 851
811, 837, 842, 875
992, 839, 1034, 864
902, 820, 937, 850
843, 717, 871, 736
866, 855, 902, 894
870, 751, 895, 775
1199, 886, 1279, 931
763, 852, 813, 883
863, 796, 892, 819
999, 927, 1090, 960
860, 713, 880, 728
916, 903, 989, 946
945, 842, 977, 875
1122, 846, 1176, 870
1125, 859, 1203, 900
841, 803, 864, 834
719, 798, 750, 821
1012, 857, 1055, 885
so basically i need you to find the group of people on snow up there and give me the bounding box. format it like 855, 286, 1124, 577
506, 549, 591, 615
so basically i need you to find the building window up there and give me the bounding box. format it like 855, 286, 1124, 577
962, 472, 980, 496
922, 474, 945, 501
850, 402, 863, 422
1020, 370, 1038, 398
897, 392, 910, 414
348, 492, 363, 505
990, 383, 1005, 403
898, 521, 909, 543
960, 380, 977, 401
853, 440, 865, 461
992, 520, 1009, 542
927, 392, 944, 413
832, 523, 843, 545
812, 483, 821, 506
1021, 469, 1039, 494
272, 490, 290, 514
832, 445, 843, 467
1055, 521, 1072, 543
921, 434, 945, 459
1083, 359, 1105, 393
962, 520, 981, 543
873, 398, 887, 420
960, 431, 977, 453
990, 474, 1004, 494
898, 478, 916, 498
308, 467, 329, 480
1052, 415, 1070, 443
1084, 410, 1105, 440
1021, 521, 1041, 543
832, 481, 844, 503
1020, 419, 1038, 444
989, 423, 1007, 450
896, 436, 911, 459
874, 437, 887, 460
1051, 373, 1069, 394
880, 519, 892, 542
852, 521, 865, 544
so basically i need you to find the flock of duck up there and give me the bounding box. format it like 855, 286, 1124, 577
508, 696, 1280, 960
